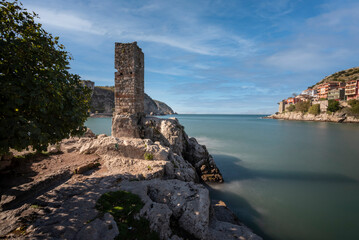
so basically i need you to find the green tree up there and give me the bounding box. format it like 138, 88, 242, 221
287, 104, 295, 112
327, 100, 340, 112
0, 0, 91, 154
308, 104, 320, 115
295, 101, 310, 113
348, 99, 359, 117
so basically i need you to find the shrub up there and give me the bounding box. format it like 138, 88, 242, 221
287, 104, 295, 112
348, 99, 359, 117
295, 101, 311, 113
144, 152, 154, 160
96, 191, 160, 240
308, 104, 320, 115
348, 99, 359, 107
327, 100, 340, 112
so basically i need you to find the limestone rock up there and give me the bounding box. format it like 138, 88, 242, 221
267, 111, 359, 123
143, 117, 223, 183
120, 179, 261, 240
83, 128, 96, 138
62, 136, 197, 182
75, 213, 119, 240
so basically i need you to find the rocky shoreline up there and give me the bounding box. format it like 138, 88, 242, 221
0, 117, 261, 240
266, 112, 359, 123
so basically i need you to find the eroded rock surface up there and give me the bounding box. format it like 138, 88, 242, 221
0, 130, 259, 240
121, 179, 261, 240
267, 112, 359, 123
143, 117, 223, 183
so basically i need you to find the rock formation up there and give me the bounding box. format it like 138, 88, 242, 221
144, 93, 175, 115
0, 42, 259, 240
0, 133, 260, 239
90, 86, 175, 116
266, 111, 359, 123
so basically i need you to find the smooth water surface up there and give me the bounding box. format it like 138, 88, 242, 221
85, 115, 359, 240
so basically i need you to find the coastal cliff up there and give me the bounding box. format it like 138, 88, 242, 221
90, 86, 175, 116
0, 118, 259, 240
266, 111, 359, 123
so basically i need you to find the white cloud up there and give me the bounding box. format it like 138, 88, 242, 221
262, 3, 359, 72
29, 7, 106, 35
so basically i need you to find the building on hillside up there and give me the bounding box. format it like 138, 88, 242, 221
345, 79, 359, 100
328, 88, 345, 100
295, 94, 312, 102
286, 97, 299, 105
315, 82, 344, 100
301, 88, 317, 97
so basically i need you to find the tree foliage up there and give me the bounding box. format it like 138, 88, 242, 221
295, 101, 310, 113
327, 100, 340, 113
348, 99, 359, 117
287, 104, 295, 112
308, 104, 320, 115
0, 0, 91, 154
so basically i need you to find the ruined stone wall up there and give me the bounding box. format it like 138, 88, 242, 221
112, 42, 145, 138
114, 42, 144, 115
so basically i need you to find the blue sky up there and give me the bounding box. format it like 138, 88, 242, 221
23, 0, 359, 114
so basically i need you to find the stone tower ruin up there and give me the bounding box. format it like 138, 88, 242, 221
111, 42, 145, 138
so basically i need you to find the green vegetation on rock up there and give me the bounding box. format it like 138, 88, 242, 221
348, 100, 359, 117
0, 0, 91, 154
327, 100, 340, 113
308, 104, 321, 115
315, 67, 359, 87
96, 191, 159, 240
295, 101, 311, 113
287, 105, 295, 112
144, 152, 154, 160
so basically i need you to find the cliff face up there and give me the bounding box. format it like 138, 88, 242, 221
90, 87, 115, 113
90, 86, 175, 115
144, 94, 175, 115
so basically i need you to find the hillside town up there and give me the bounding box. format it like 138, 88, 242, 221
278, 79, 359, 113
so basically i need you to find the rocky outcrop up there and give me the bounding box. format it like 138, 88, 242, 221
62, 134, 198, 182
0, 134, 260, 240
89, 85, 175, 115
145, 94, 175, 115
143, 117, 223, 183
121, 179, 261, 240
266, 112, 359, 123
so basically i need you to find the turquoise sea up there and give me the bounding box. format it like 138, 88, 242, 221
85, 115, 359, 240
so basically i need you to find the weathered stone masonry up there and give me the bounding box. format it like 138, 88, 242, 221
112, 42, 145, 138
114, 42, 144, 114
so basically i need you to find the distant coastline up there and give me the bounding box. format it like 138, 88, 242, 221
265, 112, 359, 123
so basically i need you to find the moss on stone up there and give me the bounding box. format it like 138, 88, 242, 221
96, 191, 159, 240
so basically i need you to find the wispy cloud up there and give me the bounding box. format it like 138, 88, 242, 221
21, 0, 359, 114
30, 7, 106, 35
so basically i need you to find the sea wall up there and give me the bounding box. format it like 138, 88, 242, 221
267, 111, 359, 123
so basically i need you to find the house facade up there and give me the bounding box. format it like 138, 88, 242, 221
301, 88, 317, 97
316, 82, 344, 99
328, 88, 345, 100
345, 80, 359, 100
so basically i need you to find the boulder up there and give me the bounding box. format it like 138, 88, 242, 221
143, 117, 223, 183
120, 179, 261, 240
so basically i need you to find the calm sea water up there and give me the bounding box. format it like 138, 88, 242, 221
85, 115, 359, 240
